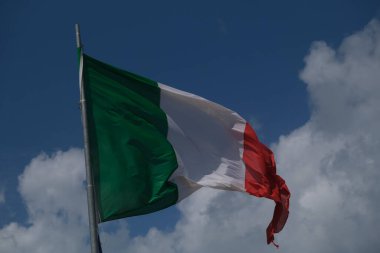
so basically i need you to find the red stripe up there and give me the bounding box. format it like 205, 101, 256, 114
243, 123, 290, 245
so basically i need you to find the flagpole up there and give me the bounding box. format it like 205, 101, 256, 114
75, 24, 100, 253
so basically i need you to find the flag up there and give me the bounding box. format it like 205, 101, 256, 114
81, 54, 290, 245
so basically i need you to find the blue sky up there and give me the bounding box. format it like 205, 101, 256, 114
1, 1, 380, 252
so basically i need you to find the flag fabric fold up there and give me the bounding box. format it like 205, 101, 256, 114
82, 53, 290, 245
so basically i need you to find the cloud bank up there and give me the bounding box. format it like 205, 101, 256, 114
0, 149, 88, 252
274, 19, 380, 252
1, 19, 380, 253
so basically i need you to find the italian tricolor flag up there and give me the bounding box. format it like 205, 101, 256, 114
82, 54, 290, 245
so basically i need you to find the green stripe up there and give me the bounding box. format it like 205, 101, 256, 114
82, 54, 178, 221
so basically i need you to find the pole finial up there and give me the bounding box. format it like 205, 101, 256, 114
75, 24, 81, 48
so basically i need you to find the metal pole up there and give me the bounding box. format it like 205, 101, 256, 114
75, 24, 100, 253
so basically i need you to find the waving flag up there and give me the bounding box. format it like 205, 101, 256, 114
81, 54, 290, 245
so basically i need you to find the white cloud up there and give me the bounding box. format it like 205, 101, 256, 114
273, 19, 380, 252
1, 19, 380, 253
0, 149, 89, 253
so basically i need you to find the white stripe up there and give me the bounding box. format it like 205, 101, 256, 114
158, 83, 247, 201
